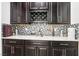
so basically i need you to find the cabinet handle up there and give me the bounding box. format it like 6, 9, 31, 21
39, 48, 46, 50
59, 43, 69, 46
11, 46, 13, 54
33, 43, 41, 45
9, 41, 16, 43
11, 46, 15, 54
35, 47, 37, 56
12, 46, 15, 54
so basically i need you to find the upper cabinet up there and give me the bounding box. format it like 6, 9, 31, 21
57, 2, 70, 24
10, 2, 30, 24
29, 2, 48, 10
49, 2, 70, 24
10, 2, 70, 24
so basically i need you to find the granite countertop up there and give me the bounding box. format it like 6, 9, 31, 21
2, 35, 79, 41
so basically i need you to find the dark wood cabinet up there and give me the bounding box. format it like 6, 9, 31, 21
37, 46, 49, 56
47, 2, 57, 24
51, 47, 65, 56
57, 2, 70, 24
51, 47, 78, 56
10, 2, 70, 24
3, 45, 24, 56
2, 39, 78, 56
30, 2, 48, 10
10, 2, 30, 24
25, 45, 49, 56
50, 41, 78, 56
2, 39, 24, 56
49, 2, 70, 24
66, 48, 78, 56
25, 40, 49, 56
3, 45, 11, 56
25, 45, 36, 56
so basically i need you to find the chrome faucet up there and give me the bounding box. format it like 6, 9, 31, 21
38, 28, 43, 37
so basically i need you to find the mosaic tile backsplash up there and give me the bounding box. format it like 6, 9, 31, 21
12, 21, 53, 36
12, 23, 79, 39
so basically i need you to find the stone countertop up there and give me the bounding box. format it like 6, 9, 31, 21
2, 35, 79, 41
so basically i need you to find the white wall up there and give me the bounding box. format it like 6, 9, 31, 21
0, 2, 2, 56
71, 2, 79, 24
1, 2, 10, 24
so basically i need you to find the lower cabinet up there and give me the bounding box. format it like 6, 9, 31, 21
38, 46, 49, 56
25, 46, 49, 56
25, 45, 36, 56
50, 41, 78, 56
2, 39, 24, 56
2, 39, 78, 56
3, 45, 24, 56
51, 47, 77, 56
66, 48, 78, 56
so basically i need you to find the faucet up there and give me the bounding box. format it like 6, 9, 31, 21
38, 28, 43, 37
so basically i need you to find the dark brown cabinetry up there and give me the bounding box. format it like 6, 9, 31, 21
25, 45, 36, 56
37, 46, 49, 56
10, 2, 70, 24
3, 45, 24, 56
10, 2, 30, 24
49, 2, 70, 24
57, 2, 70, 24
2, 39, 24, 56
47, 2, 57, 24
25, 40, 49, 56
30, 2, 48, 10
50, 41, 78, 56
25, 46, 49, 56
2, 39, 78, 56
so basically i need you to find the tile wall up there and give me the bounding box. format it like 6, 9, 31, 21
12, 23, 79, 39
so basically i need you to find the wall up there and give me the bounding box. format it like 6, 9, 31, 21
71, 2, 79, 24
0, 2, 2, 56
1, 2, 10, 24
71, 2, 79, 56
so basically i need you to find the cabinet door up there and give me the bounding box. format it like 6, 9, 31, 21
30, 2, 48, 9
38, 46, 49, 56
57, 2, 70, 24
3, 45, 24, 56
10, 2, 17, 23
10, 2, 30, 24
66, 48, 78, 56
14, 45, 24, 56
3, 45, 11, 56
51, 47, 66, 56
25, 46, 36, 56
51, 2, 57, 24
10, 2, 22, 23
51, 47, 78, 56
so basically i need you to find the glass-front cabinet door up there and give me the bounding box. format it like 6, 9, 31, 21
30, 2, 48, 9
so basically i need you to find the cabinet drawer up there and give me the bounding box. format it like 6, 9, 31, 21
3, 39, 24, 45
51, 41, 78, 47
25, 40, 50, 46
